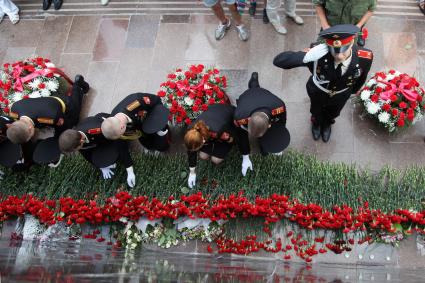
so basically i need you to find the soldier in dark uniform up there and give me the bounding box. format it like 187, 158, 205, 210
233, 72, 291, 158
184, 104, 250, 188
101, 93, 170, 154
0, 115, 35, 171
273, 24, 373, 142
6, 75, 89, 164
58, 113, 136, 187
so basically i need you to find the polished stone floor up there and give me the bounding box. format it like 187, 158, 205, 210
1, 13, 425, 170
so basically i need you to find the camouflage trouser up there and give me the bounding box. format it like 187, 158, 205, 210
266, 0, 297, 24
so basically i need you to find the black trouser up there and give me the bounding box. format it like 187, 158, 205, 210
80, 140, 133, 169
138, 126, 170, 152
306, 79, 351, 126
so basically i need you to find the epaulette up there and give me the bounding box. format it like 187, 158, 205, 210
37, 117, 54, 125
271, 106, 285, 116
357, 50, 373, 60
234, 118, 249, 127
137, 110, 147, 118
87, 128, 102, 135
9, 112, 18, 119
126, 100, 141, 111
143, 96, 151, 105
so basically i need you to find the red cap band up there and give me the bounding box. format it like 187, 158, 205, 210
325, 35, 355, 47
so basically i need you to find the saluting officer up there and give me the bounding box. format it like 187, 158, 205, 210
58, 113, 136, 187
184, 104, 250, 188
233, 72, 291, 161
273, 24, 373, 142
5, 75, 90, 165
101, 93, 170, 153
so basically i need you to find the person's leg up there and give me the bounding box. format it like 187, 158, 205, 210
206, 1, 232, 40
307, 81, 326, 141
249, 0, 257, 16
321, 92, 351, 142
266, 0, 287, 34
0, 0, 19, 24
285, 0, 303, 25
227, 0, 250, 41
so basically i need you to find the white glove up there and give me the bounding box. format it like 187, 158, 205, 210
156, 129, 168, 136
48, 154, 64, 168
126, 166, 136, 188
100, 167, 115, 179
188, 167, 196, 188
303, 43, 329, 63
241, 155, 253, 176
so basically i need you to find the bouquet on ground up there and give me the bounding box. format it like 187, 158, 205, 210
0, 57, 72, 114
157, 64, 229, 126
357, 70, 425, 132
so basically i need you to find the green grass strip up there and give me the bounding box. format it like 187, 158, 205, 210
1, 150, 424, 212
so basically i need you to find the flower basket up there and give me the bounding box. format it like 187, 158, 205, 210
157, 64, 229, 126
0, 57, 72, 115
357, 70, 425, 132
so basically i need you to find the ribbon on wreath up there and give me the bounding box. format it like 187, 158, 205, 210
376, 79, 418, 102
13, 67, 73, 92
176, 77, 210, 95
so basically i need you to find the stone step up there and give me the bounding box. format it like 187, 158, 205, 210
12, 0, 425, 19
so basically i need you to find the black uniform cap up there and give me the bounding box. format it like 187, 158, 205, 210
319, 24, 360, 41
0, 140, 22, 167
142, 104, 170, 134
33, 137, 61, 165
91, 142, 119, 168
259, 123, 290, 154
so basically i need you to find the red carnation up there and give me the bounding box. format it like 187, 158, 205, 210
157, 90, 166, 97
375, 87, 383, 94
382, 104, 391, 112
410, 101, 417, 109
396, 118, 405, 127
176, 116, 183, 123
185, 118, 191, 125
417, 95, 423, 102
390, 94, 398, 102
201, 104, 208, 111
208, 98, 215, 105
167, 74, 176, 79
391, 108, 398, 116
370, 94, 379, 103
389, 69, 396, 75
407, 112, 414, 121
192, 105, 199, 112
399, 101, 407, 109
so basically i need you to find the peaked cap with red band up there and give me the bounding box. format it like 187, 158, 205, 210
319, 24, 360, 48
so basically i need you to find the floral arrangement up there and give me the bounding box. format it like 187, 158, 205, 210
157, 64, 228, 126
358, 70, 425, 132
1, 191, 424, 263
0, 57, 71, 114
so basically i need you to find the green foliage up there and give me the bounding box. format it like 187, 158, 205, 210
1, 150, 424, 212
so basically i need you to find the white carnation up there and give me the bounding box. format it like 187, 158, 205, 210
46, 80, 59, 92
184, 96, 193, 106
12, 92, 24, 101
377, 83, 387, 89
29, 91, 41, 98
360, 90, 371, 101
0, 72, 7, 81
45, 62, 55, 68
378, 112, 390, 123
386, 74, 395, 81
366, 102, 380, 114
28, 78, 42, 89
40, 88, 51, 97
394, 71, 401, 76
366, 79, 377, 87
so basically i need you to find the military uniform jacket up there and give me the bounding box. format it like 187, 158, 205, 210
9, 97, 65, 129
76, 113, 110, 150
0, 115, 13, 140
273, 45, 373, 96
111, 93, 161, 129
312, 0, 377, 26
187, 104, 246, 167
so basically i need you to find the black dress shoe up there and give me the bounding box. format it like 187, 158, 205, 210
263, 9, 269, 24
357, 35, 365, 47
321, 124, 332, 143
43, 0, 52, 10
249, 2, 257, 16
312, 123, 321, 141
53, 0, 63, 10
248, 72, 259, 89
74, 74, 90, 94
